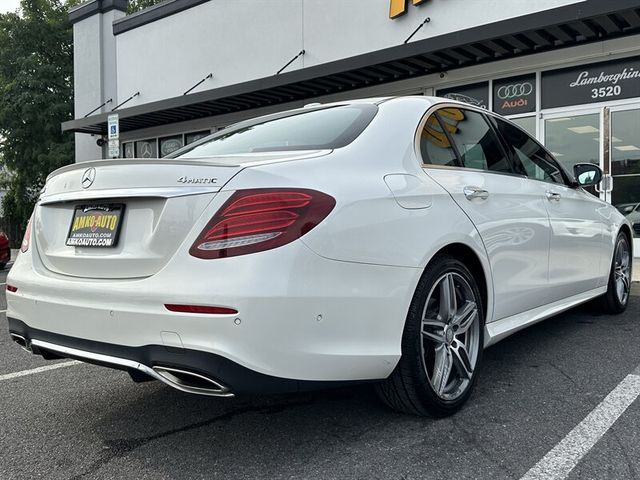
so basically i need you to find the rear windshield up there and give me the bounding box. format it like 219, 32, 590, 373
174, 104, 378, 158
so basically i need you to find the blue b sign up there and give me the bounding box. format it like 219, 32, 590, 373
107, 114, 119, 141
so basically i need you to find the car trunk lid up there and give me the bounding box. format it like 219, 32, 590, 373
35, 158, 243, 279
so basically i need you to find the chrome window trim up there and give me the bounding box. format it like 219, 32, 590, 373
415, 101, 573, 186
414, 102, 525, 181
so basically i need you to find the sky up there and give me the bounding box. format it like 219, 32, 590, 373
0, 0, 21, 14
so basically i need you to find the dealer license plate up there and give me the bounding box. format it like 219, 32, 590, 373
66, 204, 125, 247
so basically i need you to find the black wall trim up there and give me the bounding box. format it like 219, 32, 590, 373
69, 0, 128, 24
113, 0, 211, 35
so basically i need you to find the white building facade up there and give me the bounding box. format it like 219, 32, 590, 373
65, 0, 640, 246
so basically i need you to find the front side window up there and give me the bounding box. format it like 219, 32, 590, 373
496, 119, 565, 184
174, 105, 378, 158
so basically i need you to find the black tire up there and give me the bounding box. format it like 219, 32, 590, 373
376, 254, 484, 417
600, 232, 632, 314
0, 263, 6, 270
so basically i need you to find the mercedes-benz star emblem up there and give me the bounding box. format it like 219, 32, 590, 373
140, 143, 152, 158
81, 167, 96, 189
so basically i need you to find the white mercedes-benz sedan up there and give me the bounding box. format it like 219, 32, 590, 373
7, 97, 632, 417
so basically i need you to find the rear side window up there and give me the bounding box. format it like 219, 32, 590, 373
419, 113, 459, 167
175, 104, 377, 158
420, 108, 512, 174
496, 119, 565, 184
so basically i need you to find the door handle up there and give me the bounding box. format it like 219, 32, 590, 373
546, 191, 561, 202
463, 186, 489, 201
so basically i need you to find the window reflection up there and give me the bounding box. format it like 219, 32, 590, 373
611, 110, 640, 176
421, 108, 511, 174
420, 109, 464, 167
510, 116, 536, 137
544, 114, 600, 173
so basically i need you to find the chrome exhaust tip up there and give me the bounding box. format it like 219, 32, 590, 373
152, 366, 233, 397
27, 338, 235, 398
10, 333, 31, 353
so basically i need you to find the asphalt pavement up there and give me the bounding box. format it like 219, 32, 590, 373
1, 265, 640, 480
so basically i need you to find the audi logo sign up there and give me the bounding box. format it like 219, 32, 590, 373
493, 75, 536, 116
496, 83, 534, 99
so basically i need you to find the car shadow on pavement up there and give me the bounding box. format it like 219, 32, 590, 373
66, 290, 640, 480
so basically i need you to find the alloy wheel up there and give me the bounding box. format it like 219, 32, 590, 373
420, 272, 481, 401
614, 236, 631, 305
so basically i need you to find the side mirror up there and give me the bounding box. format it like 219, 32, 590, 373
573, 163, 603, 187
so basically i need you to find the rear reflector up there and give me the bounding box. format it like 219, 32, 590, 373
6, 285, 17, 293
165, 304, 238, 315
190, 188, 335, 259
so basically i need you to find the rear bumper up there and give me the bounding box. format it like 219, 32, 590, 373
7, 240, 420, 384
8, 318, 365, 394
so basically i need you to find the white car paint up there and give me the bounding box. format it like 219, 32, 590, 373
6, 96, 631, 390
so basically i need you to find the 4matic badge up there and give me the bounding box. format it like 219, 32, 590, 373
177, 176, 218, 185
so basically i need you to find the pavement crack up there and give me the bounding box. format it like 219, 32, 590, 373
611, 427, 639, 479
68, 399, 314, 479
548, 361, 578, 386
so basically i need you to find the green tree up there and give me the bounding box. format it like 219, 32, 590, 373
0, 0, 78, 245
128, 0, 164, 14
0, 0, 161, 245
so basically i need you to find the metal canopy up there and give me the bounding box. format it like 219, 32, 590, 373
62, 0, 640, 135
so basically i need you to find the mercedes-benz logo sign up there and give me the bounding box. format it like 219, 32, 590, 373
81, 167, 96, 189
497, 83, 534, 100
140, 143, 153, 158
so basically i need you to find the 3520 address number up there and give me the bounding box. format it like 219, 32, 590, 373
591, 85, 622, 99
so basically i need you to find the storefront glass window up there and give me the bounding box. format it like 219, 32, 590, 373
135, 139, 157, 159
159, 136, 183, 157
123, 142, 134, 158
437, 82, 489, 109
610, 109, 640, 237
510, 116, 536, 137
185, 131, 211, 145
544, 114, 600, 173
611, 110, 640, 176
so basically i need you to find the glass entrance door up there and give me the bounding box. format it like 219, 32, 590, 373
609, 105, 640, 244
542, 104, 640, 254
543, 110, 602, 197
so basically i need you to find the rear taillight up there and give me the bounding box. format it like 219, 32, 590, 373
190, 188, 335, 259
20, 218, 32, 253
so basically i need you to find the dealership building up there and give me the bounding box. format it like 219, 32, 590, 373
65, 0, 640, 250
